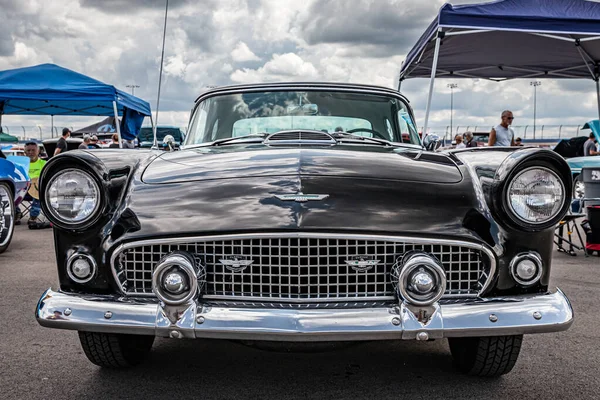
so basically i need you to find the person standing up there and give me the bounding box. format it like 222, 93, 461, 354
489, 110, 515, 147
464, 131, 477, 148
584, 132, 599, 156
108, 133, 120, 148
88, 135, 100, 149
54, 128, 71, 156
455, 134, 466, 149
78, 134, 91, 149
24, 142, 46, 225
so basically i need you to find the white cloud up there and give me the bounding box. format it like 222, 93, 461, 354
230, 53, 318, 83
230, 41, 260, 62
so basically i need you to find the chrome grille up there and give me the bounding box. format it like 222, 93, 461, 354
112, 233, 494, 301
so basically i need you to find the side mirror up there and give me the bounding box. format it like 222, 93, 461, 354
162, 135, 176, 152
423, 134, 442, 151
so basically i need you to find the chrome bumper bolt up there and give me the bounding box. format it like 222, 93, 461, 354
489, 314, 498, 323
104, 311, 113, 319
391, 317, 401, 326
417, 331, 429, 341
64, 308, 72, 316
170, 330, 183, 339
533, 311, 542, 320
196, 316, 205, 324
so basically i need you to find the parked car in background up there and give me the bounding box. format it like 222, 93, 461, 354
553, 120, 600, 198
42, 138, 84, 156
36, 82, 573, 377
0, 155, 29, 253
138, 126, 185, 149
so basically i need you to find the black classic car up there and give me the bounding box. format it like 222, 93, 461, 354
36, 83, 573, 377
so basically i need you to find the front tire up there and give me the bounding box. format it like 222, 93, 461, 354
0, 182, 15, 254
78, 331, 154, 368
448, 335, 523, 377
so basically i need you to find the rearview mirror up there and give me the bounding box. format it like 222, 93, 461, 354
286, 104, 319, 115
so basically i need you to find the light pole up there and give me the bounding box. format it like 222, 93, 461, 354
530, 81, 541, 139
126, 84, 140, 95
447, 83, 458, 140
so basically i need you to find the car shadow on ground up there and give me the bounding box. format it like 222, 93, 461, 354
78, 338, 506, 399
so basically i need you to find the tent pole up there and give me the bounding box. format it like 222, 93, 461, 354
423, 30, 442, 137
150, 114, 157, 149
596, 78, 600, 121
113, 101, 123, 149
51, 115, 54, 138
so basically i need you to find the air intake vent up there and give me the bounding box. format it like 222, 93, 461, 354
264, 130, 336, 145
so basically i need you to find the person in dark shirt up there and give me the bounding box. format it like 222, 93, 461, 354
108, 133, 120, 148
464, 131, 478, 148
0, 148, 5, 159
54, 128, 71, 156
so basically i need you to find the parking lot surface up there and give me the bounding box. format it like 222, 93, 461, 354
1, 225, 598, 400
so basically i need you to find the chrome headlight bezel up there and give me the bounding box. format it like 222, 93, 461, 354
44, 168, 102, 229
504, 166, 566, 228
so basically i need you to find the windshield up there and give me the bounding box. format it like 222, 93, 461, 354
186, 90, 420, 145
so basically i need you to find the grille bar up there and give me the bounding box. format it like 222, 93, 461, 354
111, 233, 495, 302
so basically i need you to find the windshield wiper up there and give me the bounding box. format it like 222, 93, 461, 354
209, 133, 270, 146
332, 132, 393, 146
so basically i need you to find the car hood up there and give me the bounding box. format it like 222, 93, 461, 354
141, 145, 463, 184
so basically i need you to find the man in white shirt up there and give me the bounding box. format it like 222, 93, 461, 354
489, 110, 515, 147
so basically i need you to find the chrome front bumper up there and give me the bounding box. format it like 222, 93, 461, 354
35, 288, 573, 341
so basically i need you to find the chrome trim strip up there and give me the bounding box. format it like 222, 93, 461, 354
36, 288, 573, 341
109, 233, 497, 299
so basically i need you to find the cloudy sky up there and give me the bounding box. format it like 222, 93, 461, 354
0, 0, 598, 137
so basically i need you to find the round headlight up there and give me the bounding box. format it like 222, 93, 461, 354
45, 169, 100, 225
506, 167, 564, 224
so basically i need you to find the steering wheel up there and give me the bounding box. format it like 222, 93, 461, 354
346, 128, 389, 140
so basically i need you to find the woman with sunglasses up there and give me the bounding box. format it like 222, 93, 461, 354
489, 110, 516, 147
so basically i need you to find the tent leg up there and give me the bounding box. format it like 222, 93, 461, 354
423, 31, 442, 137
51, 115, 54, 138
150, 114, 157, 149
596, 79, 600, 121
113, 101, 123, 149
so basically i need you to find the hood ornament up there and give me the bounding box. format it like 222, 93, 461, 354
219, 256, 254, 272
275, 192, 329, 203
345, 256, 381, 272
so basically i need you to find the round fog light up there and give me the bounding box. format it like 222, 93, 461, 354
411, 270, 434, 294
510, 253, 543, 286
67, 253, 96, 284
163, 270, 188, 295
393, 253, 447, 306
152, 252, 199, 305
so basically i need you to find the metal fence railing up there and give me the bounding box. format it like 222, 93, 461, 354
0, 125, 75, 141
426, 124, 585, 143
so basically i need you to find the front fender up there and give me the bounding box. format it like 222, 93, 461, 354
0, 156, 29, 206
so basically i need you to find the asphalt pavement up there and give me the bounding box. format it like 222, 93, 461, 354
1, 224, 599, 400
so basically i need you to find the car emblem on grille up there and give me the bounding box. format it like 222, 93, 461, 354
275, 192, 329, 202
219, 256, 254, 272
345, 256, 381, 272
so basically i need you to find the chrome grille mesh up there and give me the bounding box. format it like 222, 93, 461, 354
112, 234, 492, 301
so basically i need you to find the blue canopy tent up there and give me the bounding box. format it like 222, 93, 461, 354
398, 0, 600, 135
0, 63, 152, 146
